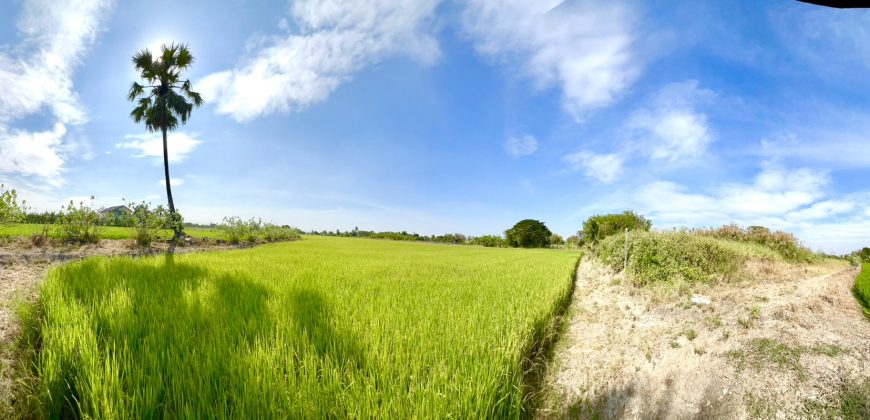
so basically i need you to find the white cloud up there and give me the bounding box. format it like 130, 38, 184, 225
563, 151, 624, 183
116, 132, 203, 163
159, 178, 185, 187
0, 124, 67, 186
200, 0, 442, 122
504, 135, 539, 157
628, 81, 714, 162
0, 0, 113, 186
461, 0, 640, 120
760, 131, 870, 169
623, 165, 870, 253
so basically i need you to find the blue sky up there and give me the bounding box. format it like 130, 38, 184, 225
1, 0, 869, 253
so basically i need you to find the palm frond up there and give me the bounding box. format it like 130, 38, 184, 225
127, 82, 145, 101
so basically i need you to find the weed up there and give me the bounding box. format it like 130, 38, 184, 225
685, 329, 698, 341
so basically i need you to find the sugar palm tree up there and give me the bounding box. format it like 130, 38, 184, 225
128, 43, 203, 238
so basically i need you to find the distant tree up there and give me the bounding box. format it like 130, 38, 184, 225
0, 184, 26, 225
549, 233, 565, 246
128, 43, 203, 238
566, 234, 583, 248
581, 210, 651, 244
505, 219, 552, 248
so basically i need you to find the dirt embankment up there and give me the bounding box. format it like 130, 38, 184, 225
540, 258, 869, 419
0, 239, 244, 415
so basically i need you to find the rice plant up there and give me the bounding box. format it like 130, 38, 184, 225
23, 236, 578, 418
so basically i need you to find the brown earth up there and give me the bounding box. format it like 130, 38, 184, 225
539, 258, 869, 419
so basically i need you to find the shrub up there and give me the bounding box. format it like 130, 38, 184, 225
505, 219, 552, 248
261, 224, 301, 242
219, 217, 263, 244
129, 202, 169, 247
694, 224, 815, 263
582, 211, 651, 244
0, 184, 26, 225
469, 235, 507, 248
56, 201, 103, 244
30, 225, 51, 247
595, 231, 745, 286
566, 235, 583, 248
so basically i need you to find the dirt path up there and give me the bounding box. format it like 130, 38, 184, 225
0, 239, 245, 415
540, 258, 869, 419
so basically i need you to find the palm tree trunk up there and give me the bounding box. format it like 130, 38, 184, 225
161, 127, 180, 238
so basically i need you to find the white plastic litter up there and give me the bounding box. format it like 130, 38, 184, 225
690, 295, 711, 305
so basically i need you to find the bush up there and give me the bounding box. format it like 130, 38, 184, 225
566, 235, 583, 248
595, 231, 744, 287
0, 184, 26, 225
469, 235, 507, 248
582, 211, 651, 244
694, 224, 815, 263
505, 219, 552, 248
219, 217, 262, 244
262, 224, 302, 242
56, 201, 103, 244
549, 234, 565, 247
129, 202, 169, 247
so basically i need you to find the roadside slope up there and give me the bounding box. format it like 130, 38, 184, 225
540, 258, 869, 418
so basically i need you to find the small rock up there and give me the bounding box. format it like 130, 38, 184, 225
690, 295, 711, 305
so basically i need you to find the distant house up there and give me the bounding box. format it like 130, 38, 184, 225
99, 205, 132, 220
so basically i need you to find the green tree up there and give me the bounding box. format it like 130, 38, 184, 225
549, 233, 565, 246
0, 184, 26, 225
505, 219, 552, 248
128, 43, 203, 238
581, 210, 651, 244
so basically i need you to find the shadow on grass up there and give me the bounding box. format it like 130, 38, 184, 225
289, 289, 367, 372
29, 254, 273, 417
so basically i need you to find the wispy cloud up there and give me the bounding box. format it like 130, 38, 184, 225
199, 0, 442, 122
504, 135, 539, 157
116, 132, 202, 163
563, 80, 714, 183
627, 80, 715, 162
461, 0, 641, 120
0, 0, 113, 186
563, 151, 624, 183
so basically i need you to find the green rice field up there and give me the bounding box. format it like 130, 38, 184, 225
0, 223, 221, 240
855, 263, 870, 318
24, 236, 579, 418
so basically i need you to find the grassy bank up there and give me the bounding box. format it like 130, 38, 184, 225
21, 236, 578, 417
854, 263, 870, 318
0, 223, 221, 241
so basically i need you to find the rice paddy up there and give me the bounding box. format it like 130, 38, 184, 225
23, 236, 579, 418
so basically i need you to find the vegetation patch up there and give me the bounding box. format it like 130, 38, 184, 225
595, 231, 745, 287
19, 236, 578, 417
801, 378, 870, 419
853, 263, 870, 319
693, 224, 815, 263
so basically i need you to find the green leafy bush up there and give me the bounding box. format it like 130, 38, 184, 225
505, 219, 552, 248
56, 201, 103, 244
0, 184, 26, 225
694, 224, 815, 263
129, 202, 169, 247
219, 217, 262, 244
582, 211, 651, 244
595, 231, 744, 286
261, 224, 301, 242
468, 235, 507, 248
